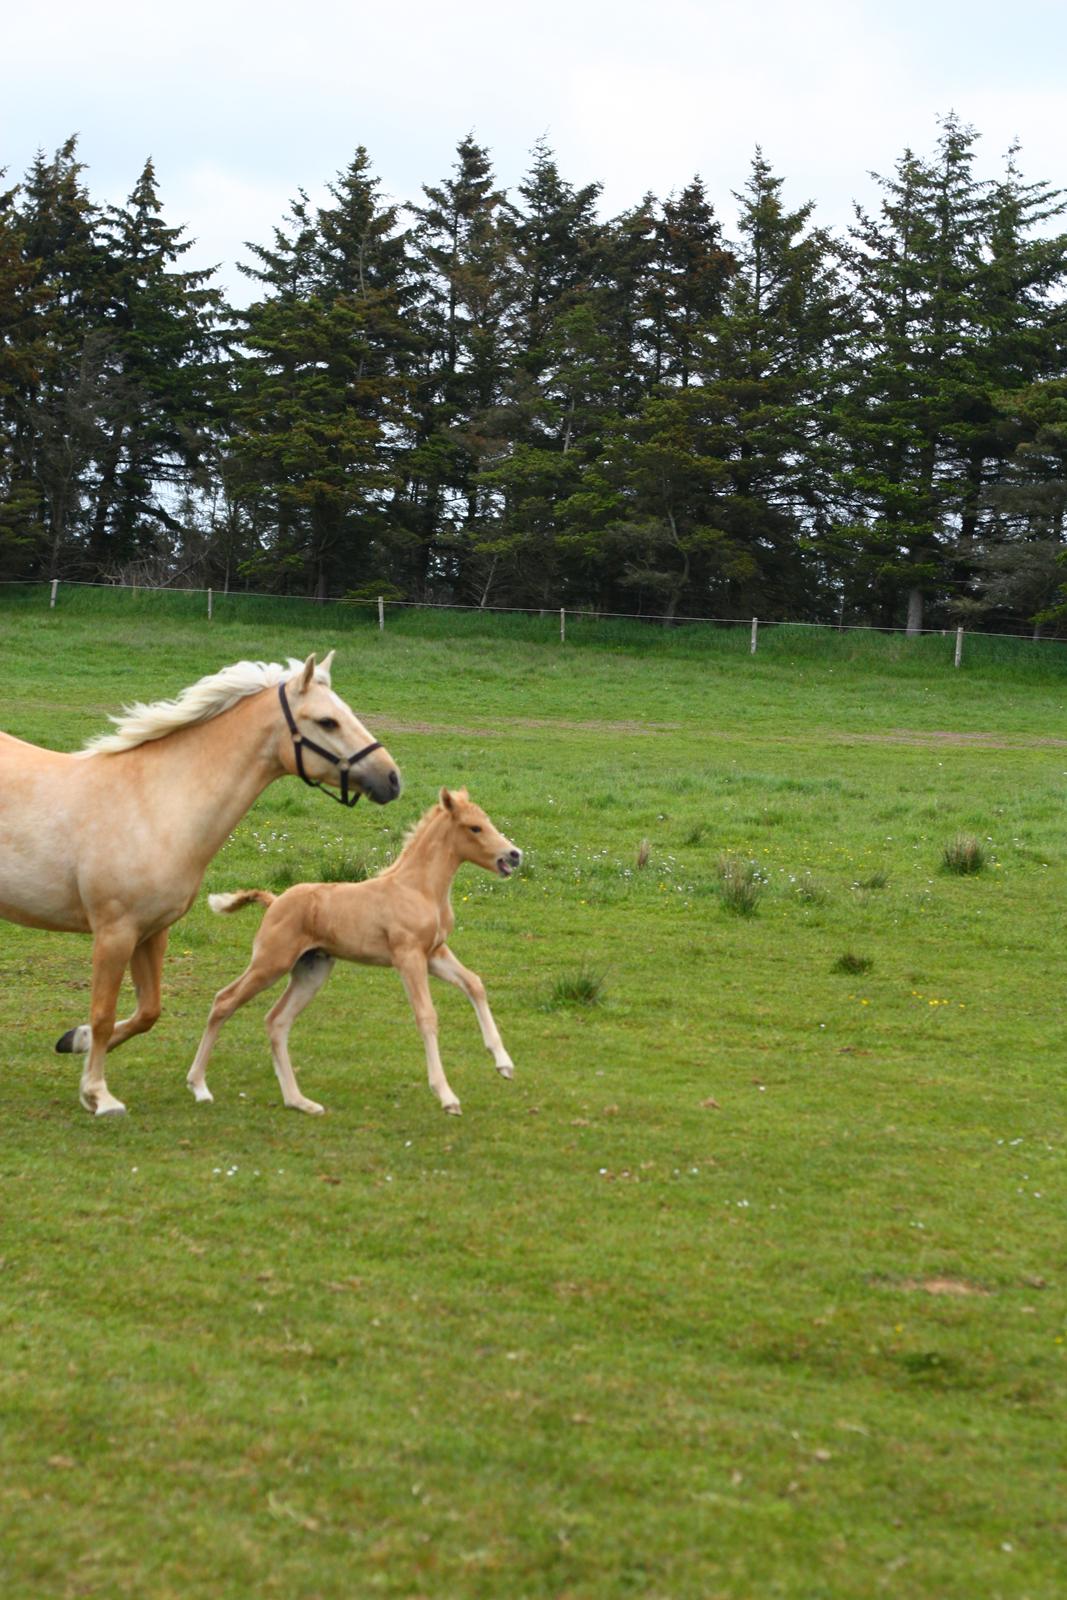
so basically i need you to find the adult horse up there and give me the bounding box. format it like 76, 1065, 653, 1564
0, 651, 400, 1115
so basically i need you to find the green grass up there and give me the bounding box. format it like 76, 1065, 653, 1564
0, 593, 1065, 1598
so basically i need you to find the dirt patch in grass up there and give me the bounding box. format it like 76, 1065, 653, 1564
845, 728, 1067, 749
365, 713, 682, 737
898, 1277, 992, 1297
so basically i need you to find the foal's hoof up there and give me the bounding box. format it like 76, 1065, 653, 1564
287, 1097, 325, 1115
443, 1101, 462, 1116
56, 1025, 91, 1054
496, 1061, 514, 1080
80, 1088, 127, 1116
188, 1082, 214, 1104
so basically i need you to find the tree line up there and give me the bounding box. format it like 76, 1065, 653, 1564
2, 118, 1066, 632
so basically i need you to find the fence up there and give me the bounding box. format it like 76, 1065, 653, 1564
1, 577, 1061, 669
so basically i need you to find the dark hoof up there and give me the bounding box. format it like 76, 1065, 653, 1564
56, 1029, 78, 1054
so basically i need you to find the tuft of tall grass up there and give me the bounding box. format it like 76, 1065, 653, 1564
541, 967, 607, 1010
833, 951, 874, 975
317, 850, 372, 884
854, 869, 889, 891
716, 854, 765, 916
793, 871, 830, 905
942, 833, 986, 875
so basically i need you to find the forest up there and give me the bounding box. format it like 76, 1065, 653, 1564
2, 117, 1066, 633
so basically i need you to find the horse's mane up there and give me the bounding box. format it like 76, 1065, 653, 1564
80, 658, 331, 756
378, 804, 444, 874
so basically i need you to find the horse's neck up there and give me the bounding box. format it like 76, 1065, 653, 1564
389, 813, 460, 909
122, 691, 282, 857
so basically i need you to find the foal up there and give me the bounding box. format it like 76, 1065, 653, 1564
187, 789, 522, 1115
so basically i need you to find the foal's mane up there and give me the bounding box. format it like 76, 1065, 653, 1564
80, 658, 330, 756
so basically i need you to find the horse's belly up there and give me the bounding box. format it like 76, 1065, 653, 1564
0, 883, 90, 933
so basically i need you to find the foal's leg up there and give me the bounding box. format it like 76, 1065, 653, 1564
55, 928, 169, 1057
186, 950, 293, 1104
79, 926, 139, 1116
394, 947, 461, 1115
429, 944, 515, 1079
264, 951, 335, 1115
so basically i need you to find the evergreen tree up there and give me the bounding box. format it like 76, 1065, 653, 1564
406, 135, 512, 589
228, 150, 416, 598
87, 158, 223, 572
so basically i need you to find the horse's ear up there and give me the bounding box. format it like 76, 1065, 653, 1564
440, 787, 454, 812
297, 654, 316, 693
319, 649, 335, 680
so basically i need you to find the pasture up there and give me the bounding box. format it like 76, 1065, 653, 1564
1, 590, 1064, 1599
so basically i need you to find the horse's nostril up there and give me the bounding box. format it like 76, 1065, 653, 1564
388, 769, 400, 793
509, 849, 521, 863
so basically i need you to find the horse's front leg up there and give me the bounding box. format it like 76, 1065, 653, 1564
394, 947, 461, 1115
56, 928, 170, 1057
79, 927, 139, 1115
429, 944, 515, 1079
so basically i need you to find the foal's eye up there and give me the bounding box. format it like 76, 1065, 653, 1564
469, 825, 482, 834
316, 718, 339, 732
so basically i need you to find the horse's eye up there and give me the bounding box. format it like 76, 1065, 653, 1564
316, 717, 339, 732
469, 825, 482, 834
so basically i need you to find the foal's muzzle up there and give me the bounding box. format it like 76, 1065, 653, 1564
496, 847, 522, 878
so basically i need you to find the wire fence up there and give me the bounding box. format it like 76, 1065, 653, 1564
0, 576, 1060, 663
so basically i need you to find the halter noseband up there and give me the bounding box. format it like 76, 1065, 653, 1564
278, 680, 383, 808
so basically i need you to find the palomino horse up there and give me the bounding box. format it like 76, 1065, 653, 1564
187, 787, 521, 1116
0, 652, 400, 1115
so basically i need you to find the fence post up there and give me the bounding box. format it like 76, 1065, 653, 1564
207, 587, 213, 621
378, 596, 385, 631
750, 616, 758, 654
560, 607, 566, 643
50, 579, 58, 609
954, 625, 964, 668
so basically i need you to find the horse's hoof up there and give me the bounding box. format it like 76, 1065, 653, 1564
496, 1061, 514, 1080
288, 1099, 325, 1115
81, 1089, 126, 1116
443, 1102, 462, 1116
56, 1025, 90, 1054
189, 1082, 214, 1104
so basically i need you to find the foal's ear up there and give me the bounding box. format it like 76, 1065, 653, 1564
319, 649, 336, 680
296, 654, 317, 694
440, 787, 455, 812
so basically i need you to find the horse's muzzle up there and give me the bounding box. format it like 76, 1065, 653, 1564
364, 766, 402, 805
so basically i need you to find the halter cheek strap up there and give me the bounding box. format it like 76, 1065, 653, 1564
278, 680, 383, 808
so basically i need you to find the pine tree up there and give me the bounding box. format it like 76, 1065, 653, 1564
406, 135, 512, 588
87, 158, 223, 572
228, 150, 416, 598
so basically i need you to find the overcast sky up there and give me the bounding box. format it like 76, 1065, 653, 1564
5, 0, 1064, 301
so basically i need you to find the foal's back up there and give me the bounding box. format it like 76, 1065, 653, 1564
256, 875, 442, 969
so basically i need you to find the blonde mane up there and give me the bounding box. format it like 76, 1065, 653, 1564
81, 658, 332, 756
380, 803, 446, 873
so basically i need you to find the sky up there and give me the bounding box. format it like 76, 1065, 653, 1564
4, 0, 1065, 302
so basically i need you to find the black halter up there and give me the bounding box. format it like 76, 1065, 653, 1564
278, 680, 383, 808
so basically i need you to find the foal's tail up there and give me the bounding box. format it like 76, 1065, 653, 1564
208, 889, 275, 915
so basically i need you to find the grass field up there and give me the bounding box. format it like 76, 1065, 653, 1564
1, 589, 1065, 1599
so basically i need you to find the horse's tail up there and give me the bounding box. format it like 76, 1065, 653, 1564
208, 889, 275, 915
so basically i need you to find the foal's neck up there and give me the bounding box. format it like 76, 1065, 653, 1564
390, 809, 462, 905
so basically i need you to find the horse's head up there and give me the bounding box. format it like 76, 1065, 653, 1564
440, 787, 522, 878
281, 653, 400, 806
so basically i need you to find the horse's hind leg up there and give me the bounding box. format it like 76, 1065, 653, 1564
429, 943, 515, 1079
265, 951, 335, 1114
186, 949, 294, 1104
56, 929, 169, 1057
79, 927, 139, 1116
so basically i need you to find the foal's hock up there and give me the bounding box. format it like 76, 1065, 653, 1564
187, 788, 522, 1116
